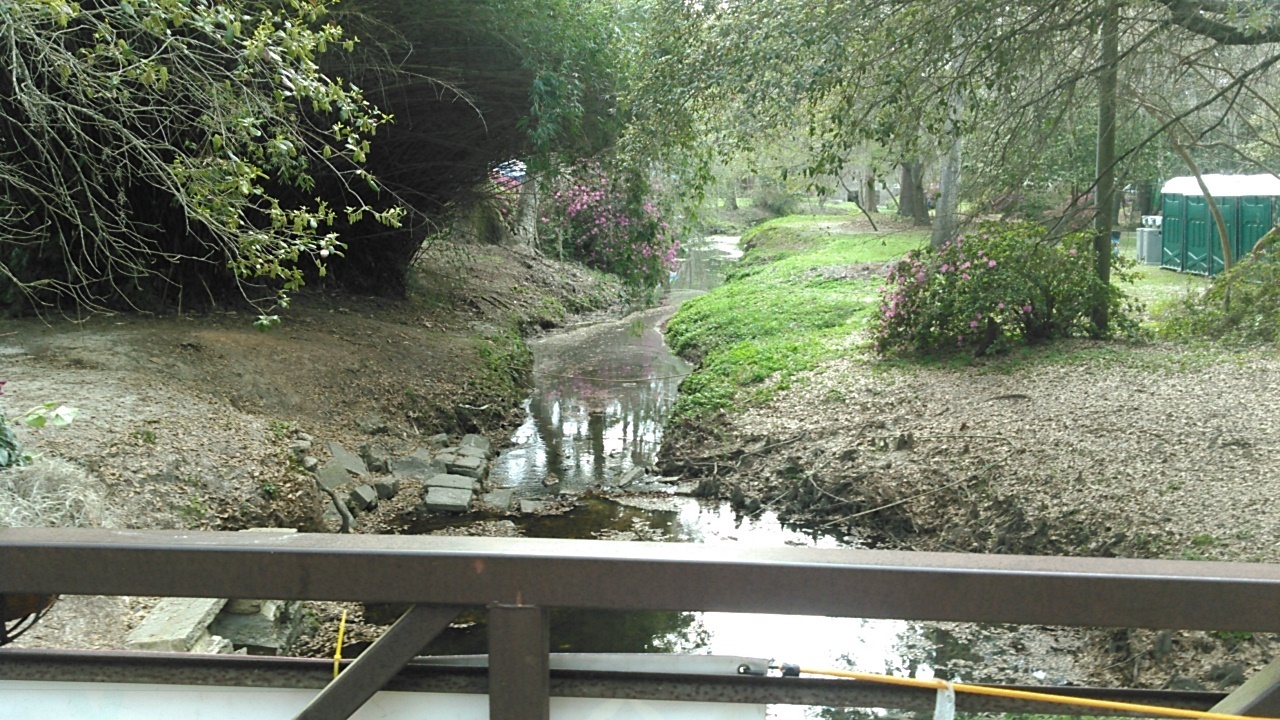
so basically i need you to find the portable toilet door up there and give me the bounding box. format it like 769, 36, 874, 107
1237, 195, 1276, 262
1208, 195, 1237, 276
1161, 193, 1186, 271
1183, 194, 1213, 274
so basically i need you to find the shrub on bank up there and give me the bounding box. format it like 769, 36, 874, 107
538, 163, 679, 291
749, 185, 800, 217
875, 221, 1141, 356
1158, 231, 1280, 344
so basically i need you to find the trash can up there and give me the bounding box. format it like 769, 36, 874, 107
1136, 227, 1162, 265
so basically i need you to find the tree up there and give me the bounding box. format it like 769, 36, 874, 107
631, 0, 1280, 330
0, 0, 402, 317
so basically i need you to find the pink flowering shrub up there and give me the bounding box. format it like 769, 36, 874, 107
875, 221, 1140, 356
539, 163, 679, 290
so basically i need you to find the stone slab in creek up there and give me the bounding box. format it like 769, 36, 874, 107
389, 449, 444, 480
423, 473, 475, 492
480, 489, 513, 511
445, 454, 486, 479
460, 433, 492, 456
424, 486, 473, 513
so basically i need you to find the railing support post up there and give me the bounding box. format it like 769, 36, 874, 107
294, 604, 460, 720
1212, 656, 1280, 717
488, 604, 549, 720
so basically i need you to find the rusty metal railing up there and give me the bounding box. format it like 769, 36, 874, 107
3, 528, 1280, 719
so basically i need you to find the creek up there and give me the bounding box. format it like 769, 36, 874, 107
408, 235, 1000, 718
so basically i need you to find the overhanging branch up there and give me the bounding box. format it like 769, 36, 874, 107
1158, 0, 1280, 45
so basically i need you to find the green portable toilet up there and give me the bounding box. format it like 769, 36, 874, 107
1161, 193, 1185, 271
1161, 174, 1280, 276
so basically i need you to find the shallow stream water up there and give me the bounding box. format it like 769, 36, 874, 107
414, 235, 990, 717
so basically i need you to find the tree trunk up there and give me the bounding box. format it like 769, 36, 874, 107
933, 48, 966, 248
861, 171, 878, 213
900, 160, 930, 227
512, 174, 540, 248
933, 138, 963, 247
1091, 1, 1118, 334
724, 177, 739, 211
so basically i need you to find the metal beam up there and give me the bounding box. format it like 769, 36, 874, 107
1212, 657, 1280, 718
488, 605, 549, 720
5, 529, 1280, 631
0, 648, 1230, 717
294, 605, 460, 720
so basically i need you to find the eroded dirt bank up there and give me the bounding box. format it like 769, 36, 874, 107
1, 242, 624, 649
661, 340, 1280, 690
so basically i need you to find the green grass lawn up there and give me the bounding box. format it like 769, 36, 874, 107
668, 218, 1225, 420
667, 217, 927, 419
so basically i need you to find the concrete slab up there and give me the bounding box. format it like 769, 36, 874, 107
348, 484, 378, 512
460, 434, 491, 456
326, 441, 368, 477
518, 499, 547, 514
423, 473, 475, 492
210, 600, 302, 656
316, 459, 352, 491
389, 449, 443, 480
480, 490, 513, 511
424, 486, 472, 513
446, 454, 485, 479
126, 597, 227, 652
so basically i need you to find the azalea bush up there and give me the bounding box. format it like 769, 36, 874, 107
875, 221, 1141, 356
539, 163, 679, 290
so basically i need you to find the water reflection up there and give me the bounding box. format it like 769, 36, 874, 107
488, 236, 740, 495
417, 236, 996, 719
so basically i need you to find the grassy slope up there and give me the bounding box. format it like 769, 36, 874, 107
668, 216, 1229, 421
667, 216, 927, 418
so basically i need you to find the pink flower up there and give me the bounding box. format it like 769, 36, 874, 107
970, 320, 979, 327
1069, 249, 1077, 256
961, 261, 971, 270
997, 302, 1005, 309
988, 260, 997, 268
940, 264, 951, 272
961, 273, 970, 280
1021, 305, 1032, 313
915, 271, 926, 282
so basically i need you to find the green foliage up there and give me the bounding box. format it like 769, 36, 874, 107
1, 382, 78, 468
538, 162, 678, 291
667, 223, 924, 419
0, 416, 20, 469
1158, 233, 1280, 344
748, 185, 800, 217
0, 0, 401, 313
875, 222, 1142, 357
268, 420, 293, 441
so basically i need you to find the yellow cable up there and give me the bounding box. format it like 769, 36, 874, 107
797, 667, 1278, 720
333, 609, 348, 679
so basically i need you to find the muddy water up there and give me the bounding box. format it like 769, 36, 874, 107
416, 236, 986, 717
486, 235, 742, 496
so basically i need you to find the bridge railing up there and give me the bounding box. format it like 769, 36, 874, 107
3, 528, 1280, 719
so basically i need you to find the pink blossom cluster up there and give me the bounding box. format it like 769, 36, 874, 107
538, 163, 680, 290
